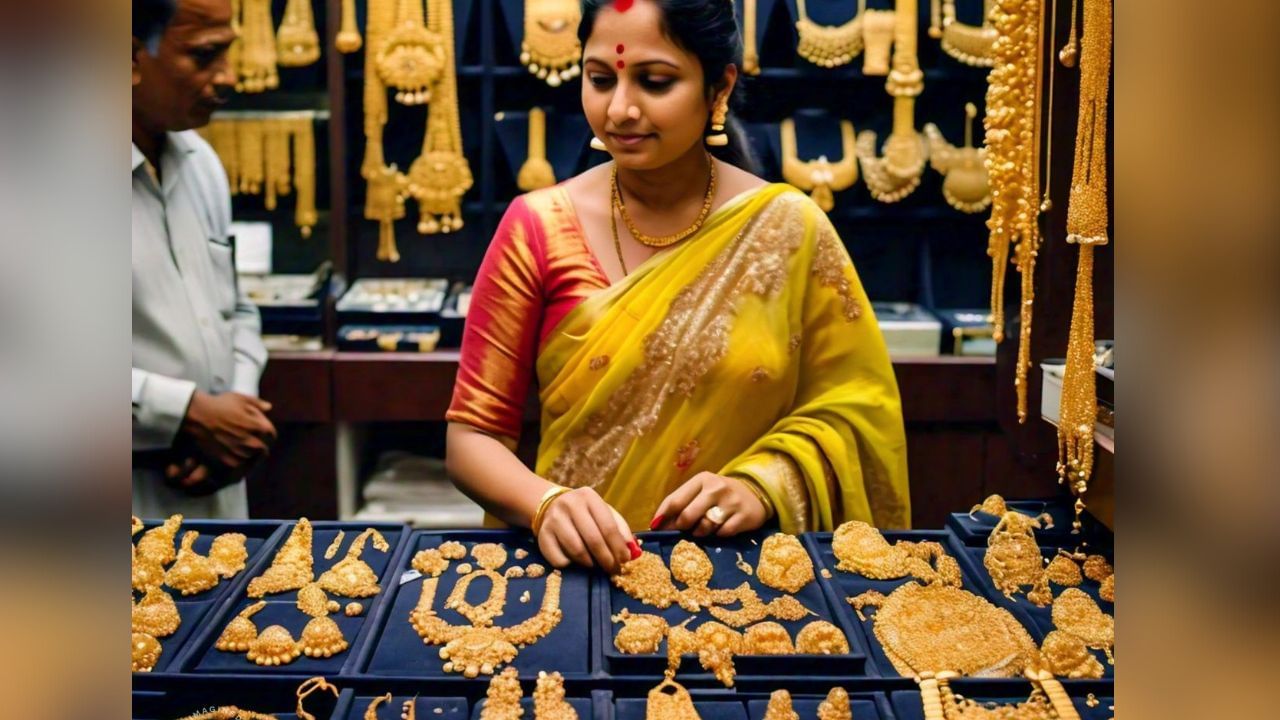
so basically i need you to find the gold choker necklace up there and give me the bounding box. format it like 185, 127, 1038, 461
611, 158, 717, 249
780, 117, 857, 211
795, 0, 866, 68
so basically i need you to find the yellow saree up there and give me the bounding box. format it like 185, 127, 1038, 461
533, 183, 909, 532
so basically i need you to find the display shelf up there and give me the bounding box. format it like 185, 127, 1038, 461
355, 529, 596, 681
597, 529, 869, 684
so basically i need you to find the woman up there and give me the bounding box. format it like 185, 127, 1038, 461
446, 0, 908, 573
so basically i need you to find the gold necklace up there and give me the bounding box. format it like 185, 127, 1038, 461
924, 102, 992, 213
276, 0, 321, 67
795, 0, 866, 68
520, 0, 583, 87
780, 116, 857, 211
928, 0, 997, 67
236, 0, 279, 93
377, 0, 448, 105
742, 0, 761, 75
1058, 0, 1111, 531
517, 107, 556, 191
406, 0, 473, 236
336, 0, 363, 52
290, 116, 318, 238
611, 158, 716, 248
984, 0, 1044, 421
610, 192, 628, 276
856, 0, 927, 203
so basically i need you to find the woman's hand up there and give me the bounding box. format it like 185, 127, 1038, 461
652, 472, 769, 537
536, 487, 641, 574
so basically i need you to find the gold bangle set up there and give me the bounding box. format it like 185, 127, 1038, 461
532, 485, 573, 536
197, 112, 319, 238
131, 514, 249, 672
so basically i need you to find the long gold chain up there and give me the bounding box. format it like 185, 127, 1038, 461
984, 0, 1044, 421
742, 0, 761, 75
795, 0, 867, 68
780, 117, 857, 211
1058, 0, 1111, 532
610, 192, 627, 276
611, 158, 717, 248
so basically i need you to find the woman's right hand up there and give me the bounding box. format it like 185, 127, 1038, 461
536, 487, 641, 574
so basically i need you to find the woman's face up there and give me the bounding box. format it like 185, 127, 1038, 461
581, 0, 720, 170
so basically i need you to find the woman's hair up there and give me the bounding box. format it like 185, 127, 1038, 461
578, 0, 760, 174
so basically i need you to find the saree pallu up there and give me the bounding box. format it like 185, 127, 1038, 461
448, 183, 909, 532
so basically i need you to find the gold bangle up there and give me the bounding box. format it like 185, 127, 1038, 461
732, 475, 776, 522
531, 486, 571, 536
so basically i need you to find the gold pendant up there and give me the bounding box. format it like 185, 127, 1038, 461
517, 107, 557, 191
924, 103, 992, 214
165, 530, 221, 596
520, 0, 583, 87
248, 518, 315, 597
756, 533, 815, 593
377, 0, 447, 105
936, 0, 997, 67
645, 677, 701, 720
317, 528, 391, 598
276, 0, 321, 67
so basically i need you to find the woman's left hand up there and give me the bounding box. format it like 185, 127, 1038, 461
652, 472, 768, 537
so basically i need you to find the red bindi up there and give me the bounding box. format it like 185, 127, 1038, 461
616, 59, 626, 69
615, 0, 635, 11
616, 43, 625, 54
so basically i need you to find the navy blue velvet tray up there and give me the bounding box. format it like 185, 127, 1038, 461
174, 521, 410, 676
332, 693, 468, 720
597, 530, 869, 683
745, 692, 895, 720
945, 499, 1112, 547
131, 677, 347, 719
949, 538, 1115, 679
471, 695, 597, 720
615, 697, 749, 720
134, 519, 287, 673
803, 530, 1011, 680
890, 687, 1114, 720
356, 530, 596, 681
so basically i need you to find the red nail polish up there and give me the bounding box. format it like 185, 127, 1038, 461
627, 540, 642, 560
649, 514, 664, 530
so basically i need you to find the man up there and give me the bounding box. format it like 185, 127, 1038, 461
132, 0, 276, 518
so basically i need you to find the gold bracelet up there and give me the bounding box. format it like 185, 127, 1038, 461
732, 475, 776, 522
531, 486, 571, 536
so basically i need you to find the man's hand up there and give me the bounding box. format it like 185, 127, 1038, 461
164, 455, 245, 497
181, 390, 276, 471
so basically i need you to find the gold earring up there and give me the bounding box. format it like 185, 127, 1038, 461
706, 96, 729, 147
590, 136, 608, 151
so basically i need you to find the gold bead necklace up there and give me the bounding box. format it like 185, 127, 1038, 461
610, 157, 716, 249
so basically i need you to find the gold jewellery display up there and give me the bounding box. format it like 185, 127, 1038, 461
983, 0, 1044, 421
929, 0, 997, 67
856, 0, 928, 203
198, 111, 321, 238
229, 0, 323, 93
780, 117, 857, 212
795, 0, 866, 69
921, 671, 1082, 720
924, 102, 992, 214
131, 514, 251, 672
861, 7, 897, 76
742, 0, 761, 75
1056, 0, 1111, 533
831, 521, 962, 587
359, 0, 473, 262
173, 677, 339, 720
517, 108, 557, 191
520, 0, 584, 87
409, 541, 565, 677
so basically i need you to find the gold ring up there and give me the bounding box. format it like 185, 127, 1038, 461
705, 505, 727, 525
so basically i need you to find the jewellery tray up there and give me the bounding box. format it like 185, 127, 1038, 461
889, 686, 1115, 720
947, 536, 1115, 679
612, 688, 893, 720
595, 529, 870, 684
438, 281, 472, 349
130, 677, 347, 719
945, 500, 1113, 547
134, 519, 289, 674
337, 324, 443, 352
354, 529, 596, 682
798, 530, 1111, 686
239, 263, 332, 338
336, 278, 452, 328
171, 521, 411, 677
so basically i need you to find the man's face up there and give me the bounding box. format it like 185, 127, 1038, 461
132, 0, 236, 133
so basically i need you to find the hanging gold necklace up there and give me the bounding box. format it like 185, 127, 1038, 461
924, 102, 992, 213
236, 0, 279, 93
377, 0, 448, 105
856, 0, 928, 203
742, 0, 761, 75
290, 115, 318, 238
928, 0, 997, 67
406, 0, 473, 235
1057, 0, 1111, 532
520, 0, 583, 87
611, 157, 717, 249
276, 0, 321, 67
984, 0, 1044, 421
795, 0, 866, 68
517, 107, 556, 191
780, 116, 857, 212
